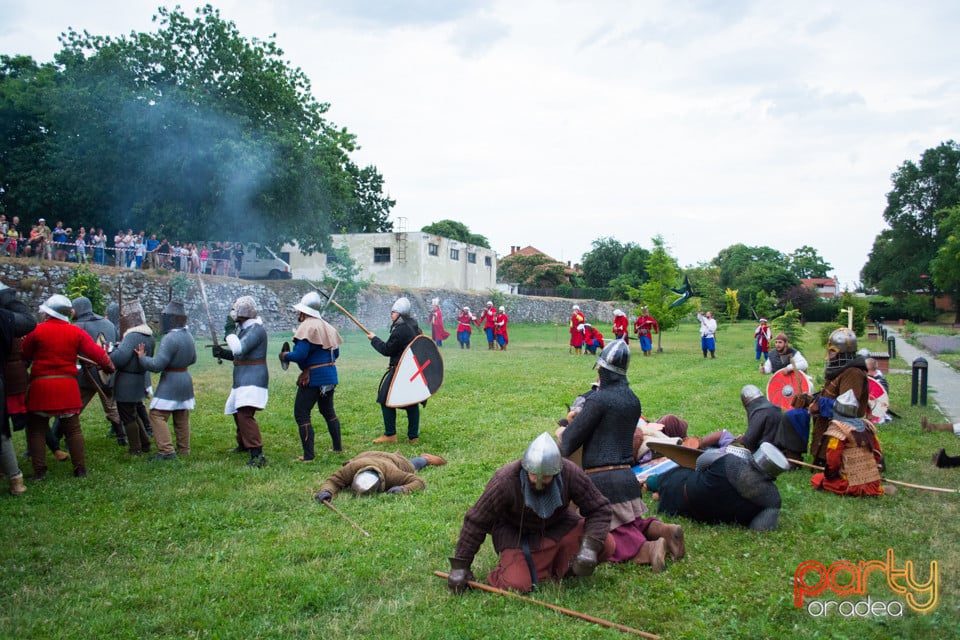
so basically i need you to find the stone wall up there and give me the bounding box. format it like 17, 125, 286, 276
0, 259, 618, 334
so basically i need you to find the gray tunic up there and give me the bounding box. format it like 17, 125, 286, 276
138, 327, 196, 409
221, 317, 269, 412
73, 308, 118, 390
110, 327, 154, 403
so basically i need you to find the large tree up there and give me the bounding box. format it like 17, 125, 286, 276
931, 205, 960, 322
710, 244, 798, 317
0, 6, 392, 253
862, 141, 960, 296
788, 245, 832, 279
581, 237, 643, 288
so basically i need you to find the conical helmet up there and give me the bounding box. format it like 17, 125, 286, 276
521, 432, 563, 490
596, 339, 630, 375
293, 291, 324, 319
834, 389, 859, 418
740, 384, 764, 408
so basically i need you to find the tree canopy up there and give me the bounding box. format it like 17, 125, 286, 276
862, 140, 960, 297
0, 5, 393, 252
420, 219, 490, 248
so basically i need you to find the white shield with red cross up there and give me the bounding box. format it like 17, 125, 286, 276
766, 368, 814, 410
386, 335, 445, 408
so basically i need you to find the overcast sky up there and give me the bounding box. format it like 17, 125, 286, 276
3, 1, 959, 289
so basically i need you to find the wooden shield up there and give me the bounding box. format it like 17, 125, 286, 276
385, 335, 444, 408
646, 441, 703, 469
766, 369, 813, 410
867, 377, 889, 423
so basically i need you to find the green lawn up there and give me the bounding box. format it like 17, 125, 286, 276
1, 320, 957, 639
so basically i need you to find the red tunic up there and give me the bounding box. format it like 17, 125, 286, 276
495, 311, 509, 343
612, 315, 629, 340
456, 310, 474, 334
633, 314, 659, 338
569, 311, 585, 347
21, 318, 114, 415
481, 307, 497, 330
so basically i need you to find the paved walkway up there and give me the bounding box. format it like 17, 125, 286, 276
888, 327, 960, 424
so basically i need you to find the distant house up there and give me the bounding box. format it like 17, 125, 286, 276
283, 229, 498, 290
499, 245, 581, 283
801, 277, 839, 299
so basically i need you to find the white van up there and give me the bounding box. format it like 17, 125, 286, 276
238, 243, 292, 280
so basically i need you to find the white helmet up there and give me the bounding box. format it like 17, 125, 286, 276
391, 297, 411, 316
293, 291, 324, 319
40, 294, 73, 322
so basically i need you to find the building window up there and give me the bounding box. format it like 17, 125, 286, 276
373, 247, 391, 263
468, 252, 477, 264
450, 248, 460, 261
484, 256, 492, 267
428, 243, 439, 256
326, 253, 341, 265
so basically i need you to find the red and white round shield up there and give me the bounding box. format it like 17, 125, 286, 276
766, 368, 814, 410
867, 377, 889, 423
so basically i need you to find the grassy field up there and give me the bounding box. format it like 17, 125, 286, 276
1, 319, 957, 639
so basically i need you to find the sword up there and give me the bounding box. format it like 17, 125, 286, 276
307, 280, 372, 334
317, 278, 341, 319
196, 273, 222, 364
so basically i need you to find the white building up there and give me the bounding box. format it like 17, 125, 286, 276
284, 228, 498, 291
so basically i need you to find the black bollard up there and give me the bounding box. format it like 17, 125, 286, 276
881, 326, 887, 342
887, 336, 896, 359
911, 357, 928, 406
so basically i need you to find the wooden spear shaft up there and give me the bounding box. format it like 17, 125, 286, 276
309, 282, 373, 334
320, 499, 371, 537
788, 459, 960, 494
433, 571, 661, 639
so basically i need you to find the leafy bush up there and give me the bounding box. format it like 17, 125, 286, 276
64, 264, 107, 314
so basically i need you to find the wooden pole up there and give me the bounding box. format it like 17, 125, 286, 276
308, 281, 373, 334
788, 459, 960, 494
320, 499, 371, 537
433, 571, 661, 639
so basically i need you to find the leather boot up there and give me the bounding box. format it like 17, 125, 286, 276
124, 421, 144, 455
9, 474, 26, 496
645, 519, 685, 560
922, 416, 954, 432
634, 538, 666, 573
372, 434, 397, 444
700, 431, 724, 448
933, 448, 960, 468
420, 453, 447, 466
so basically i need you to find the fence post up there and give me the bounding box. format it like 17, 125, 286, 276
887, 336, 896, 359
911, 357, 928, 406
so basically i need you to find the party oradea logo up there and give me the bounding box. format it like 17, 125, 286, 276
794, 549, 938, 617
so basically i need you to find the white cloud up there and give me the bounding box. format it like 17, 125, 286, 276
3, 0, 959, 290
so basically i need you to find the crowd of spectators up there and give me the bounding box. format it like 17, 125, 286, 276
1, 214, 244, 276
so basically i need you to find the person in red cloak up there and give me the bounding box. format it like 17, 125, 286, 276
428, 298, 450, 347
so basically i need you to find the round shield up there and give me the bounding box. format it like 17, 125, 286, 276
867, 376, 889, 423
766, 368, 813, 410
